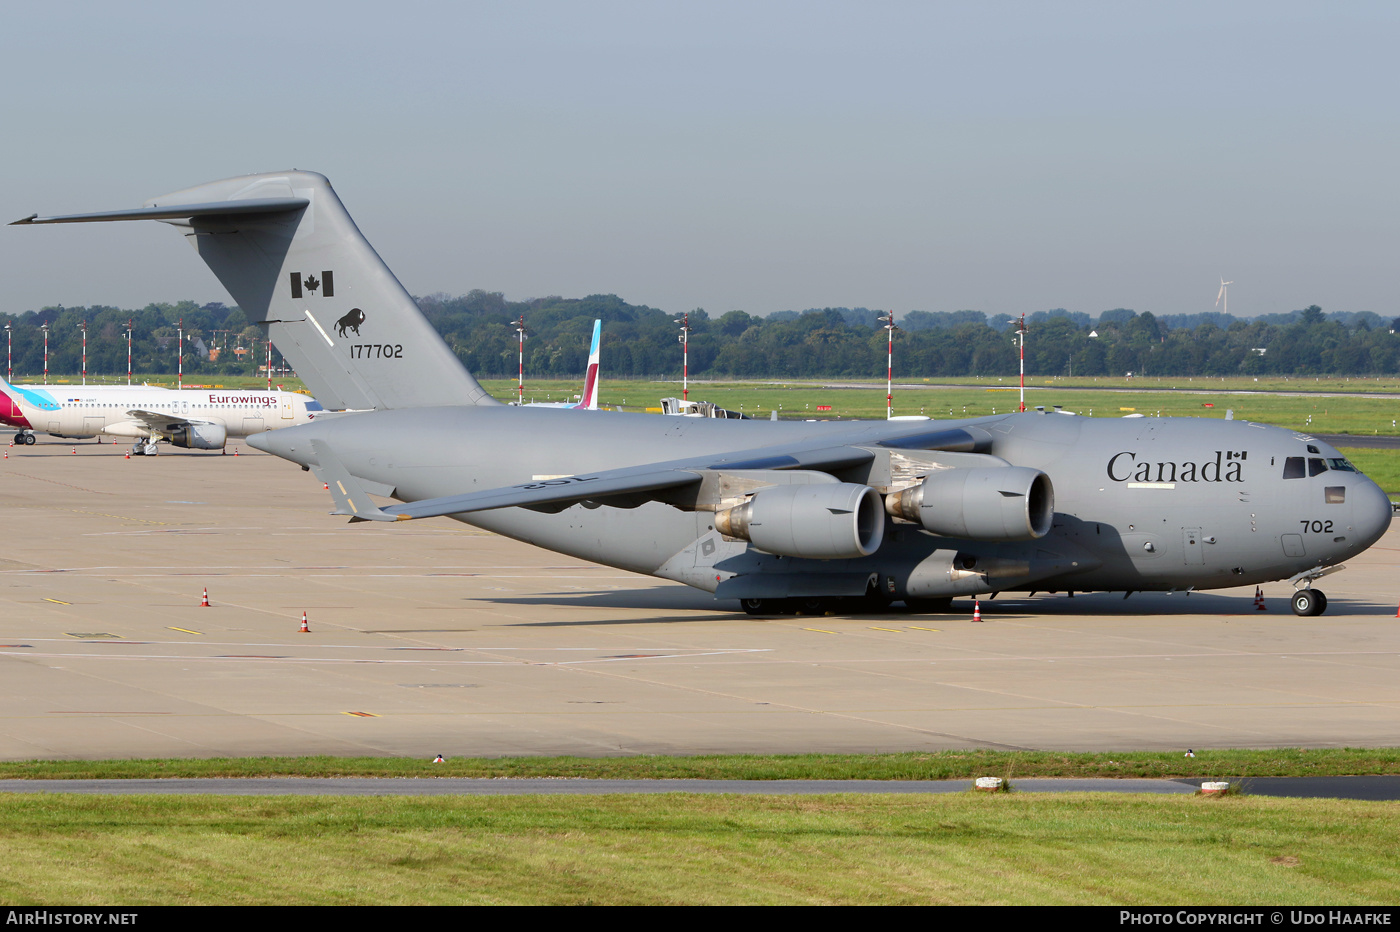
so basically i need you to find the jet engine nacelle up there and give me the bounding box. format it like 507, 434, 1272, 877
169, 422, 228, 450
885, 466, 1054, 541
714, 482, 885, 559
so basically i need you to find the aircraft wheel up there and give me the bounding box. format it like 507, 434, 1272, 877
904, 597, 953, 614
12, 433, 22, 445
741, 598, 774, 616
24, 433, 35, 446
1291, 589, 1327, 617
794, 597, 829, 616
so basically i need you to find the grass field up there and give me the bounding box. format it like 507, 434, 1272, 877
5, 748, 1400, 781
484, 377, 1400, 437
1, 793, 1395, 905
46, 372, 1400, 438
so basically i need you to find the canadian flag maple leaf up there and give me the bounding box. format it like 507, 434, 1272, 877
303, 274, 320, 292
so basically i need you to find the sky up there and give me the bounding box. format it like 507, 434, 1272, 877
2, 1, 1396, 322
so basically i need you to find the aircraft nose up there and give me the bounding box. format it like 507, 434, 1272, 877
1351, 476, 1393, 550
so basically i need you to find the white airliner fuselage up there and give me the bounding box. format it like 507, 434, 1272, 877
0, 378, 324, 453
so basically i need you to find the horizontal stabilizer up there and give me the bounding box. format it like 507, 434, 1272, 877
11, 198, 308, 225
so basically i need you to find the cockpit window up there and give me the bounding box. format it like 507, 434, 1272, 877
1326, 458, 1356, 472
1308, 457, 1327, 477
304, 400, 325, 411
1283, 457, 1305, 479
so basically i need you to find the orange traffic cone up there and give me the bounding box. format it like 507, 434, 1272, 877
323, 482, 329, 490
233, 448, 239, 456
1393, 599, 1399, 619
972, 599, 983, 622
124, 451, 130, 459
200, 587, 211, 608
299, 611, 310, 633
71, 447, 76, 455
1254, 587, 1266, 611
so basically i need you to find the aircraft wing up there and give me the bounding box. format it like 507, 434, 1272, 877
312, 423, 991, 523
126, 409, 191, 433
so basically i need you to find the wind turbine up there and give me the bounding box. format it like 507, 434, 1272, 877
1216, 278, 1234, 315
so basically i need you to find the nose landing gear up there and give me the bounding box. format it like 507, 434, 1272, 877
1290, 588, 1327, 617
1287, 564, 1346, 616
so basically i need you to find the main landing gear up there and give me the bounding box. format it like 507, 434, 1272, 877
130, 440, 160, 456
13, 431, 35, 446
740, 594, 952, 616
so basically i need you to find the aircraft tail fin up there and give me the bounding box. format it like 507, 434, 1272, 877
579, 319, 602, 410
14, 171, 499, 412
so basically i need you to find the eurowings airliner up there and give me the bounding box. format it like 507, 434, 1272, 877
0, 377, 323, 454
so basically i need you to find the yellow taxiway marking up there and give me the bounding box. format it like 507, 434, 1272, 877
802, 627, 837, 634
868, 626, 903, 633
167, 627, 203, 635
909, 626, 942, 632
43, 598, 71, 605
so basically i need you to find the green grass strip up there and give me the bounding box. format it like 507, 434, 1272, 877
5, 748, 1400, 781
0, 794, 1396, 905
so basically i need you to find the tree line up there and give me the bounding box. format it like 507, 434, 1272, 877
2, 294, 1398, 381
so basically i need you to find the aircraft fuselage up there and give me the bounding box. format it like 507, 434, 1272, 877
253, 406, 1392, 601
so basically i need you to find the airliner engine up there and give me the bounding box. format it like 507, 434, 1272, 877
169, 423, 228, 450
714, 483, 885, 559
885, 466, 1054, 541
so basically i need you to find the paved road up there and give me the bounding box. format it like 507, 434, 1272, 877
2, 441, 1398, 760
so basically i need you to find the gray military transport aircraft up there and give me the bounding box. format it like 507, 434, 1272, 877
14, 171, 1392, 617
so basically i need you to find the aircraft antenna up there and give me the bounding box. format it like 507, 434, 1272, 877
878, 310, 900, 419
1216, 278, 1233, 315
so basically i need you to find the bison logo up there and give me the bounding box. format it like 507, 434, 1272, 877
336, 308, 366, 338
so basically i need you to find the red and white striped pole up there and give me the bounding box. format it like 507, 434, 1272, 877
880, 310, 899, 419
42, 323, 48, 384
126, 320, 133, 385
513, 313, 527, 404
676, 313, 691, 401
177, 318, 183, 391
80, 321, 87, 385
1017, 312, 1027, 413
266, 338, 272, 391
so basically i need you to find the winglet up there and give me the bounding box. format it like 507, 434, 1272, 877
311, 439, 408, 522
